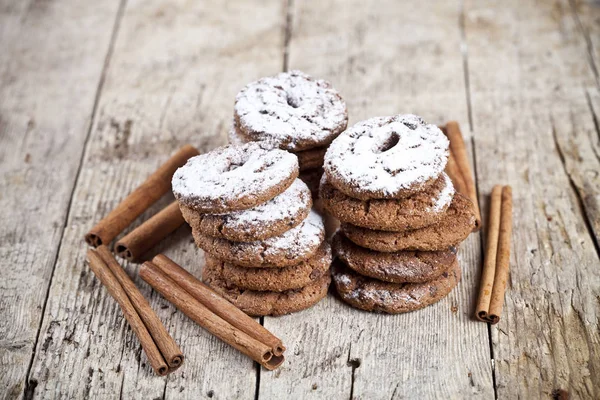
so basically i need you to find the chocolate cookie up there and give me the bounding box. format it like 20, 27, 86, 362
320, 173, 454, 231
299, 167, 324, 198
332, 258, 461, 314
296, 146, 327, 171
203, 268, 331, 316
324, 114, 449, 200
227, 123, 248, 145
230, 121, 327, 171
341, 193, 476, 252
204, 242, 331, 292
181, 179, 312, 241
172, 142, 299, 213
192, 210, 325, 268
234, 70, 348, 151
332, 232, 456, 283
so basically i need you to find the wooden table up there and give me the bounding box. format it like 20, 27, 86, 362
1, 0, 599, 398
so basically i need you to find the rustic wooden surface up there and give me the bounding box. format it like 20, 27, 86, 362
1, 0, 599, 399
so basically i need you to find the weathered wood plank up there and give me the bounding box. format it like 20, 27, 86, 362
566, 0, 600, 245
0, 1, 122, 398
259, 1, 495, 398
570, 0, 600, 87
464, 0, 600, 397
26, 0, 286, 398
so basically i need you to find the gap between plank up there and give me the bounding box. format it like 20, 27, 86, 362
551, 117, 600, 258
459, 1, 498, 399
282, 0, 294, 72
22, 1, 129, 398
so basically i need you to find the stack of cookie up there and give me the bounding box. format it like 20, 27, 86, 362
321, 114, 476, 314
172, 143, 332, 316
228, 70, 348, 197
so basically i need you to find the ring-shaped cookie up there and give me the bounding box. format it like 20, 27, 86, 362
172, 142, 298, 213
234, 70, 348, 151
324, 114, 449, 200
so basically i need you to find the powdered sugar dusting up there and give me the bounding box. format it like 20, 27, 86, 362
431, 173, 455, 212
333, 270, 431, 304
215, 179, 311, 233
227, 121, 248, 145
172, 142, 298, 210
324, 114, 449, 196
234, 70, 347, 151
261, 210, 324, 257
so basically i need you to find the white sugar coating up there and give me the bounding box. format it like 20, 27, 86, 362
234, 70, 347, 151
172, 142, 298, 210
324, 114, 449, 196
227, 121, 248, 145
333, 271, 427, 303
213, 179, 311, 233
430, 173, 455, 212
261, 210, 324, 257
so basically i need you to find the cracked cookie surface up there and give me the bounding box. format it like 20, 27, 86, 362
321, 173, 454, 231
192, 210, 325, 267
332, 258, 460, 314
181, 179, 312, 241
204, 242, 331, 292
340, 193, 476, 252
332, 232, 456, 283
203, 267, 331, 316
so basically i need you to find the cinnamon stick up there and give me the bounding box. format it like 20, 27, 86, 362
95, 246, 183, 369
487, 185, 513, 324
86, 250, 168, 376
476, 185, 503, 322
140, 261, 285, 370
115, 202, 185, 262
152, 254, 285, 356
85, 145, 199, 247
444, 121, 482, 230
445, 150, 469, 196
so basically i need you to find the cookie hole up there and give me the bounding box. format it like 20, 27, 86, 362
375, 132, 400, 153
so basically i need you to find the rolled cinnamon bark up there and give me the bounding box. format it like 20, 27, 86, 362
487, 185, 513, 324
86, 250, 168, 376
95, 246, 183, 369
140, 261, 285, 370
115, 202, 185, 262
444, 122, 481, 230
475, 185, 503, 322
151, 254, 285, 356
445, 150, 469, 197
85, 145, 199, 247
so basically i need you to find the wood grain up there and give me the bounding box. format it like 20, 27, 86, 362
24, 0, 286, 398
0, 0, 123, 397
464, 0, 600, 397
258, 1, 495, 398
2, 0, 599, 398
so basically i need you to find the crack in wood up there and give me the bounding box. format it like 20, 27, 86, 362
551, 116, 600, 257
282, 0, 294, 72
568, 0, 600, 88
20, 1, 129, 398
346, 344, 360, 400
585, 90, 600, 159
460, 2, 498, 399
